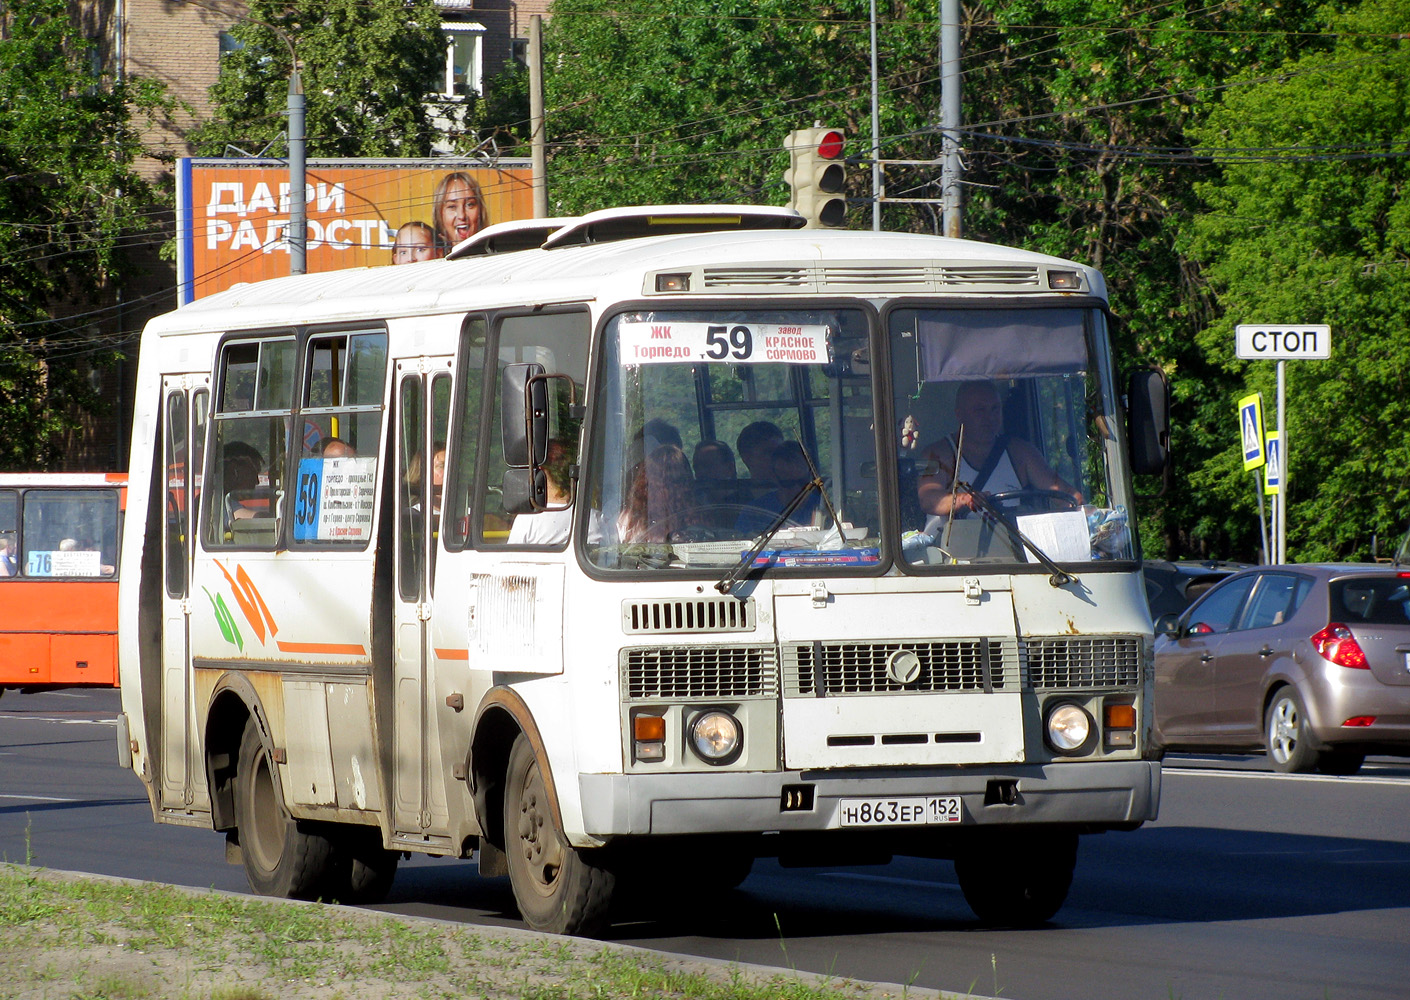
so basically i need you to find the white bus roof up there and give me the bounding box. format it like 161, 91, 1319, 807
445, 217, 576, 259
152, 223, 1106, 337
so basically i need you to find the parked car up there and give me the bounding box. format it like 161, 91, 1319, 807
1153, 564, 1410, 774
1142, 559, 1249, 620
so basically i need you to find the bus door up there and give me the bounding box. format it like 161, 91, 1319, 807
391, 358, 453, 839
159, 375, 210, 814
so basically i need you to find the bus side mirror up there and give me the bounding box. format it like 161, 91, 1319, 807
501, 363, 548, 469
502, 467, 547, 516
1126, 367, 1169, 475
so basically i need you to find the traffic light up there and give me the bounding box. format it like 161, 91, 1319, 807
784, 127, 847, 228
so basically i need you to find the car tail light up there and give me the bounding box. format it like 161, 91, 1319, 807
1342, 716, 1376, 727
1311, 623, 1369, 669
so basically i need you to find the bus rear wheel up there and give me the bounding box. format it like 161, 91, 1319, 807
504, 733, 614, 936
954, 829, 1078, 927
327, 827, 400, 904
233, 719, 338, 900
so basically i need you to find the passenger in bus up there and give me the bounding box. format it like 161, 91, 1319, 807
391, 221, 438, 264
407, 444, 446, 517
223, 442, 266, 522
0, 537, 15, 576
916, 381, 1082, 520
735, 420, 784, 496
692, 440, 746, 517
508, 439, 574, 545
432, 172, 488, 254
617, 444, 694, 544
320, 437, 356, 458
735, 440, 821, 535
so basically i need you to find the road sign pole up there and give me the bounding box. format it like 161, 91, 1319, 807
1276, 360, 1286, 563
1235, 325, 1330, 566
1263, 468, 1274, 561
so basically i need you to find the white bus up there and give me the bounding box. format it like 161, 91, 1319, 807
118, 205, 1169, 934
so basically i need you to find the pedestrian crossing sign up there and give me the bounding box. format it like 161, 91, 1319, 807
1264, 431, 1281, 494
1239, 394, 1266, 471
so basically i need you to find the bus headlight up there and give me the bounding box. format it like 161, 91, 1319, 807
1045, 703, 1093, 755
689, 710, 742, 765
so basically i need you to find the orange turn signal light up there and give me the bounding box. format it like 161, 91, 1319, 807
1105, 704, 1136, 729
634, 715, 666, 742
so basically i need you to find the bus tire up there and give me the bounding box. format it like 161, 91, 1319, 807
328, 827, 400, 904
504, 733, 614, 936
954, 829, 1077, 927
234, 719, 338, 900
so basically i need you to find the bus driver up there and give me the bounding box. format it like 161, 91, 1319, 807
917, 380, 1083, 519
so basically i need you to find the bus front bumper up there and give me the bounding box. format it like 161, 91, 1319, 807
577, 759, 1160, 838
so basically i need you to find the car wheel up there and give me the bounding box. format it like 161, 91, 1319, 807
1264, 687, 1321, 774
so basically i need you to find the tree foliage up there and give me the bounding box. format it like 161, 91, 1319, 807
1185, 0, 1410, 560
542, 0, 1345, 558
191, 0, 448, 158
0, 0, 168, 468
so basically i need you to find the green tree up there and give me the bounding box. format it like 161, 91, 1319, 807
0, 0, 168, 468
191, 0, 448, 158
1185, 0, 1410, 561
541, 1, 1331, 558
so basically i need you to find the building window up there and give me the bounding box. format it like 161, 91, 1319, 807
441, 23, 484, 97
219, 31, 245, 58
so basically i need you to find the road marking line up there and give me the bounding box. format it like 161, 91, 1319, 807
1163, 766, 1410, 787
0, 793, 76, 803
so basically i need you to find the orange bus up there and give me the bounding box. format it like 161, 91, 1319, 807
0, 473, 125, 693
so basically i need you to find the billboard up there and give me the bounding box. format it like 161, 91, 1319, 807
176, 158, 534, 303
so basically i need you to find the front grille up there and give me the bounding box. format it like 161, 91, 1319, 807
1025, 636, 1141, 689
622, 597, 755, 634
623, 646, 778, 700
782, 638, 1019, 696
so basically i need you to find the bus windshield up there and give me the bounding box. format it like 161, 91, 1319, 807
890, 305, 1134, 566
584, 303, 1133, 573
585, 307, 879, 572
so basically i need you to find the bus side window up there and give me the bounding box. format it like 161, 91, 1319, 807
0, 490, 16, 577
482, 311, 588, 547
292, 331, 387, 548
443, 317, 487, 550
204, 336, 296, 549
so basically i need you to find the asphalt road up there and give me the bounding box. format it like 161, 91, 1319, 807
4, 686, 1408, 1000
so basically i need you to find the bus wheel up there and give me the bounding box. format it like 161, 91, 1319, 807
328, 828, 400, 904
233, 720, 337, 900
504, 733, 614, 936
954, 829, 1077, 927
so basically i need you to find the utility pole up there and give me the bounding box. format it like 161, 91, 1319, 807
529, 15, 548, 219
287, 68, 306, 275
939, 0, 962, 238
869, 0, 881, 232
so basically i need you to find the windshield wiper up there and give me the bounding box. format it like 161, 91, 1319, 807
715, 448, 847, 595
957, 479, 1078, 587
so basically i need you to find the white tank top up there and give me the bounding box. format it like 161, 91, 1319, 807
956, 441, 1022, 493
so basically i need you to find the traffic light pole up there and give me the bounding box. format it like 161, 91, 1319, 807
940, 0, 962, 238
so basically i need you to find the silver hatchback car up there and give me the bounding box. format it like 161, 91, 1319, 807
1153, 564, 1410, 774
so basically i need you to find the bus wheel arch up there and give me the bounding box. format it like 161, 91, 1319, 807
468, 688, 559, 853
204, 677, 264, 833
